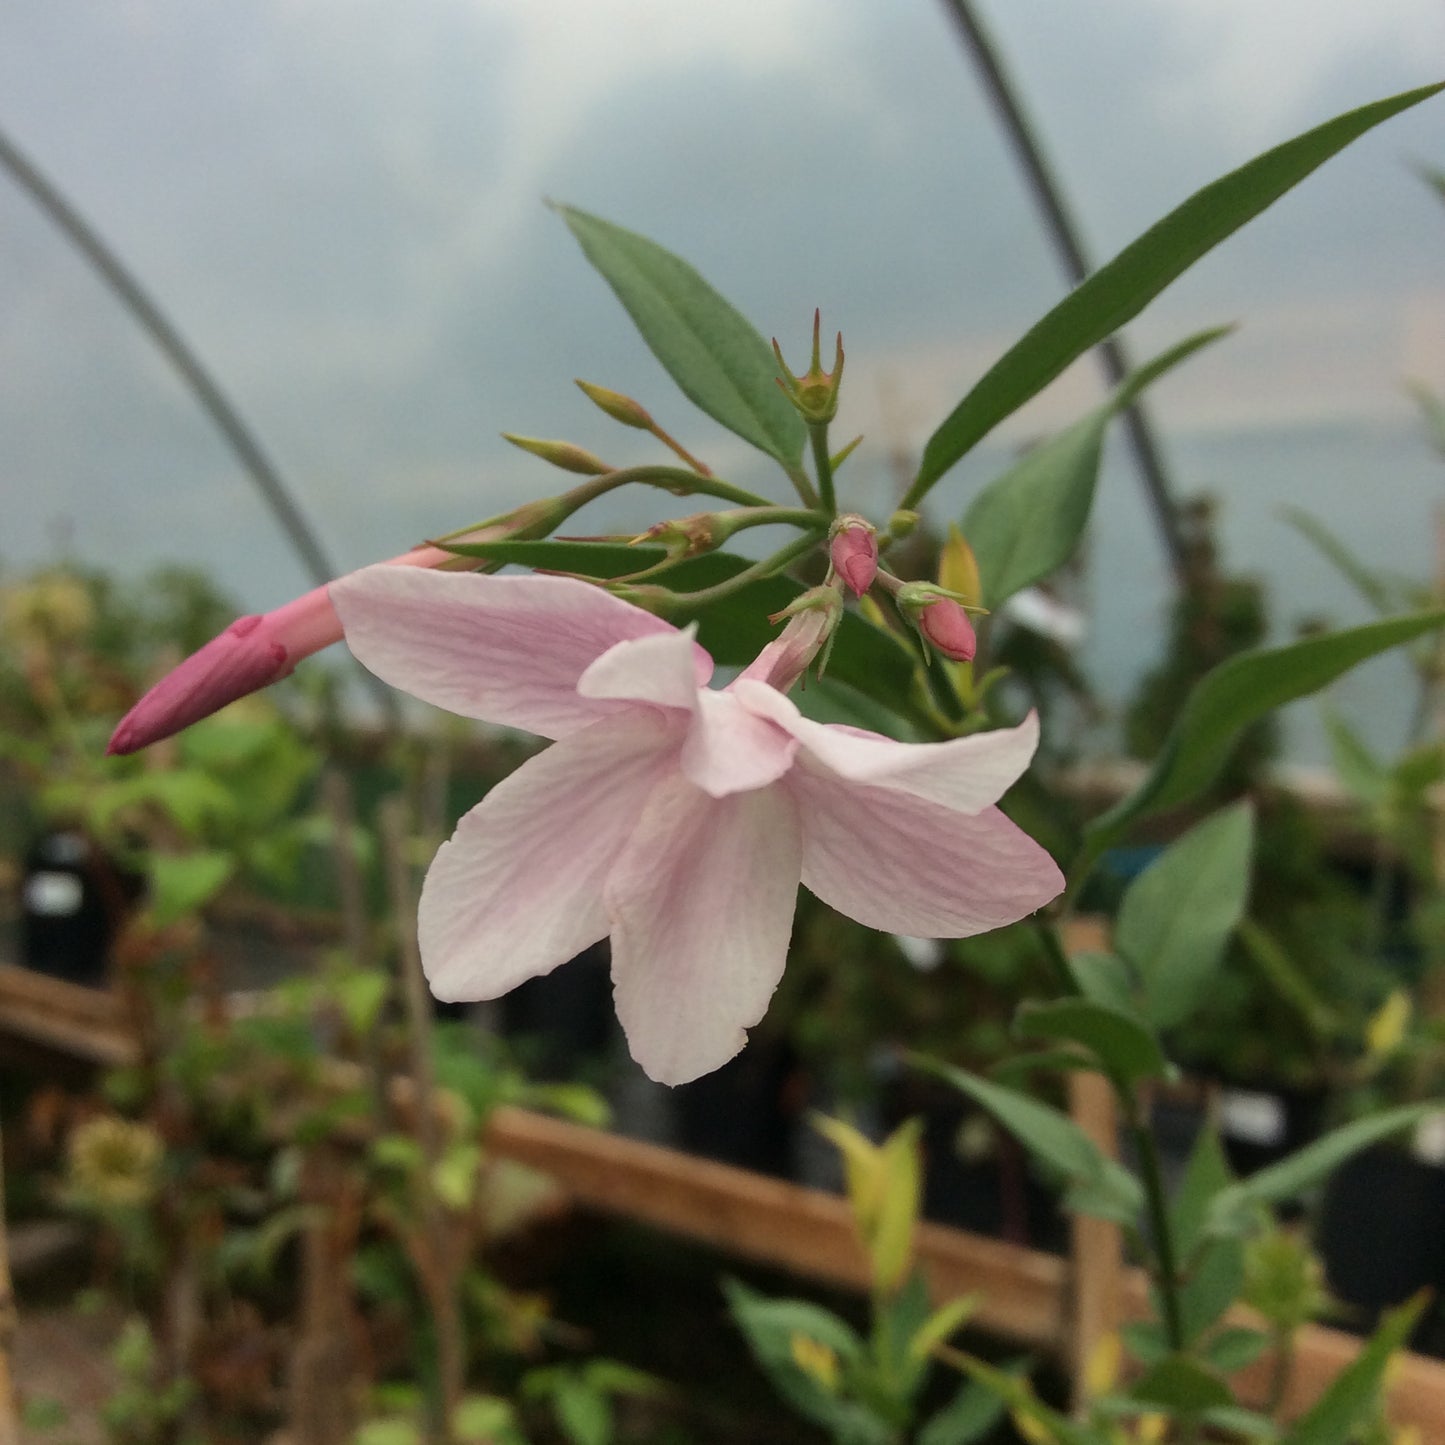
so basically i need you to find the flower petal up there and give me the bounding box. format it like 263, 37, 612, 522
331, 566, 685, 738
606, 773, 802, 1085
577, 626, 713, 711
793, 760, 1064, 936
735, 681, 1040, 813
680, 689, 799, 797
418, 710, 679, 1001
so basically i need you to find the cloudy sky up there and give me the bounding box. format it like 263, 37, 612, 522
1, 1, 1442, 748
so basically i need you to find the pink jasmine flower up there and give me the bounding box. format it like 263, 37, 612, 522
332, 567, 1062, 1085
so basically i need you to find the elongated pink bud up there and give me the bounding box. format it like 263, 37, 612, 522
736, 586, 841, 694
919, 598, 977, 662
106, 538, 465, 756
829, 515, 878, 597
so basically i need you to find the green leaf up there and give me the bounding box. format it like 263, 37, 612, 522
147, 849, 234, 928
1067, 951, 1142, 1018
908, 82, 1445, 499
1130, 1355, 1233, 1416
912, 1057, 1142, 1222
917, 1378, 1008, 1445
1114, 803, 1255, 1029
441, 537, 669, 574
556, 204, 806, 467
1014, 998, 1168, 1088
1170, 1127, 1234, 1261
452, 1396, 519, 1445
1082, 610, 1445, 866
1209, 1102, 1443, 1234
1204, 1326, 1272, 1373
1177, 1238, 1245, 1345
1201, 1404, 1280, 1440
1282, 1294, 1426, 1445
1120, 1320, 1170, 1369
964, 329, 1227, 609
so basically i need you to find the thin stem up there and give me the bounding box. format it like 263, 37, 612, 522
784, 462, 822, 510
1126, 1099, 1186, 1352
664, 532, 823, 612
809, 423, 837, 516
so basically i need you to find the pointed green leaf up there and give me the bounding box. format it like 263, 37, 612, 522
1283, 1294, 1426, 1445
1014, 998, 1168, 1088
909, 82, 1445, 499
1176, 1238, 1245, 1345
964, 329, 1227, 608
1204, 1327, 1271, 1374
1210, 1102, 1444, 1233
912, 1056, 1142, 1222
1323, 709, 1389, 807
556, 204, 806, 466
1171, 1127, 1234, 1261
917, 1377, 1007, 1445
1114, 803, 1255, 1030
1082, 610, 1445, 865
1067, 951, 1142, 1018
1131, 1355, 1233, 1416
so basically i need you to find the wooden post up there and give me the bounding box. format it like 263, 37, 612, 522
1067, 1070, 1123, 1408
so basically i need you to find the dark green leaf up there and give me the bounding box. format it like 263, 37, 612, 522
1283, 1294, 1426, 1445
1120, 1320, 1170, 1369
1114, 803, 1255, 1029
912, 1057, 1142, 1221
910, 83, 1444, 498
556, 204, 806, 466
1177, 1238, 1245, 1345
964, 330, 1227, 609
1130, 1355, 1233, 1416
1014, 998, 1168, 1088
1210, 1103, 1442, 1233
1083, 611, 1445, 866
440, 537, 669, 574
1202, 1404, 1281, 1439
1171, 1127, 1234, 1261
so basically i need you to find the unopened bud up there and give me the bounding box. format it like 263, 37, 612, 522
896, 583, 978, 663
575, 379, 654, 430
502, 433, 609, 475
828, 515, 879, 597
741, 585, 842, 693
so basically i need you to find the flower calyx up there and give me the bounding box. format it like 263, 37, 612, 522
773, 309, 845, 425
828, 514, 879, 597
742, 583, 844, 693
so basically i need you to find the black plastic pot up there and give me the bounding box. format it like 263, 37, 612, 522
1317, 1143, 1445, 1353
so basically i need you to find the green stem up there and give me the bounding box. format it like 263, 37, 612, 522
664, 533, 823, 612
784, 462, 821, 509
809, 422, 837, 515
1127, 1100, 1186, 1352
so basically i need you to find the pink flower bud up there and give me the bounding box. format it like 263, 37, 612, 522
919, 598, 977, 662
829, 516, 878, 597
738, 587, 841, 694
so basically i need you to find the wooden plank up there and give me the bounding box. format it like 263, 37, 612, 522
485, 1104, 1069, 1350
0, 965, 133, 1066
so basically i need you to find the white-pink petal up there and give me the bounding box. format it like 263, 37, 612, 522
680, 689, 799, 798
418, 712, 678, 1001
792, 759, 1064, 937
606, 772, 803, 1085
577, 626, 713, 712
735, 681, 1040, 814
331, 566, 683, 739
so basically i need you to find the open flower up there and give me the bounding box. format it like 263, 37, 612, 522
332, 567, 1063, 1085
